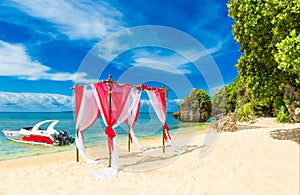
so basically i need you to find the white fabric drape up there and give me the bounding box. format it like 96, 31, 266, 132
147, 91, 166, 123
111, 88, 145, 150
128, 90, 147, 149
123, 89, 145, 149
76, 86, 99, 163
129, 128, 144, 149
147, 91, 184, 152
89, 85, 119, 180
76, 133, 98, 164
76, 87, 99, 131
91, 85, 119, 168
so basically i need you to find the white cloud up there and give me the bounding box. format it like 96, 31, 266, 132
10, 0, 124, 40
0, 92, 72, 112
91, 28, 133, 62
169, 99, 183, 104
132, 58, 188, 74
130, 42, 222, 74
180, 42, 223, 62
0, 92, 182, 112
90, 26, 224, 75
0, 40, 91, 82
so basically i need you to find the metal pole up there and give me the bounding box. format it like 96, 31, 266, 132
162, 125, 165, 153
128, 126, 131, 152
108, 74, 112, 167
163, 86, 168, 153
72, 83, 79, 162
76, 129, 79, 162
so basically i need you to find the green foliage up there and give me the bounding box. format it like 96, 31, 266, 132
226, 83, 238, 113
180, 88, 211, 113
237, 103, 253, 122
212, 76, 249, 116
195, 89, 211, 108
275, 30, 300, 87
277, 106, 291, 123
211, 87, 227, 115
227, 0, 300, 117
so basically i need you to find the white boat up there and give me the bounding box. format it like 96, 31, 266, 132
2, 120, 75, 146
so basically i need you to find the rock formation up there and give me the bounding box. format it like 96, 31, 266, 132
211, 113, 238, 132
173, 88, 211, 122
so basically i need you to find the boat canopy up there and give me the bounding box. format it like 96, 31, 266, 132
31, 120, 60, 134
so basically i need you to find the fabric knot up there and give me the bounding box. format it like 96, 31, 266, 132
163, 123, 171, 141
105, 125, 116, 152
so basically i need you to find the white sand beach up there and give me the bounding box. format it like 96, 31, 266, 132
0, 118, 299, 195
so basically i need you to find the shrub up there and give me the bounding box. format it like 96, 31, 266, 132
277, 106, 291, 123
237, 103, 253, 122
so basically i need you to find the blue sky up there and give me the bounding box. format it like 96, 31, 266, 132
0, 0, 240, 112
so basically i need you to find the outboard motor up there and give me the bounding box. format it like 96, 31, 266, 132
54, 130, 75, 145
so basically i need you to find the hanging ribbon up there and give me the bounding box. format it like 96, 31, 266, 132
94, 82, 131, 152
129, 132, 133, 143
105, 125, 116, 152
163, 123, 171, 141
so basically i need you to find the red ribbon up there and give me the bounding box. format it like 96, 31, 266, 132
163, 123, 171, 142
105, 125, 116, 152
129, 133, 133, 143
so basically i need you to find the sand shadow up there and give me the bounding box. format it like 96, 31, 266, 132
117, 145, 201, 172
269, 128, 300, 144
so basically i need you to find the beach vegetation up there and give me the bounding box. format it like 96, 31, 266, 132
277, 106, 291, 123
212, 76, 249, 116
237, 103, 253, 122
195, 89, 211, 110
211, 86, 227, 116
224, 0, 300, 122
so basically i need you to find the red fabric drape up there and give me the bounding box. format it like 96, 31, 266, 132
155, 89, 166, 117
75, 86, 84, 123
163, 123, 171, 141
155, 90, 170, 141
94, 82, 131, 151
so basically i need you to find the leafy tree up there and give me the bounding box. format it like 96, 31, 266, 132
195, 89, 211, 107
275, 30, 300, 86
211, 86, 227, 115
212, 75, 249, 117
226, 0, 300, 117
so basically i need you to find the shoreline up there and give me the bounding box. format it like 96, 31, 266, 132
0, 117, 299, 194
0, 122, 207, 162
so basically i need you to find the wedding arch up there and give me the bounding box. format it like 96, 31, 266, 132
73, 75, 184, 179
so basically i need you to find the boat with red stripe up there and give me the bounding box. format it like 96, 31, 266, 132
2, 120, 74, 146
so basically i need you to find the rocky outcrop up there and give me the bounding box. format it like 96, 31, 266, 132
285, 84, 300, 122
172, 111, 180, 120
212, 113, 238, 132
287, 106, 300, 122
173, 88, 211, 122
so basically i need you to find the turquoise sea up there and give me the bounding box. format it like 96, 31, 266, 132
0, 112, 182, 160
